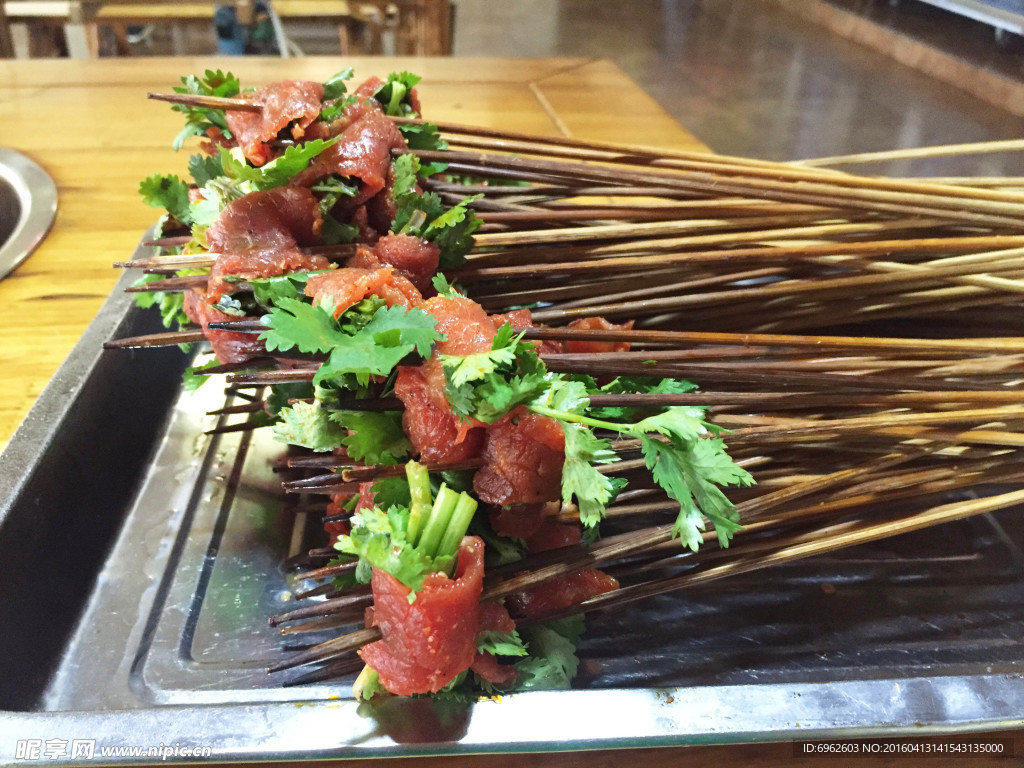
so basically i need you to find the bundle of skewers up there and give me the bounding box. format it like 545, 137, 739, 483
107, 67, 1024, 698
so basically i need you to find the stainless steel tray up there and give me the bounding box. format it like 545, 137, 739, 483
2, 237, 1023, 764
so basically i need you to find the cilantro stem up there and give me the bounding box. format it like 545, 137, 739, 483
436, 493, 479, 564
529, 404, 639, 437
418, 484, 459, 559
353, 665, 381, 700
405, 461, 432, 546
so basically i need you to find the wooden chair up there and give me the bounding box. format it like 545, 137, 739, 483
272, 0, 451, 55
0, 1, 15, 57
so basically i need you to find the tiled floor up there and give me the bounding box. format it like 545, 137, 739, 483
448, 0, 1024, 176
113, 0, 1024, 175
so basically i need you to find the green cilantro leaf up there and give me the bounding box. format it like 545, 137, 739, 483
314, 305, 442, 387
330, 409, 411, 465
398, 122, 449, 175
373, 71, 422, 116
512, 616, 585, 691
431, 272, 463, 298
314, 175, 360, 245
322, 66, 354, 100
322, 215, 360, 245
360, 304, 443, 358
188, 153, 224, 186
170, 69, 240, 150
424, 195, 483, 268
635, 406, 714, 443
592, 376, 698, 420
132, 273, 190, 329
181, 358, 221, 391
139, 174, 192, 225
370, 475, 413, 512
442, 342, 519, 389
639, 416, 754, 550
336, 505, 442, 594
392, 153, 481, 268
477, 628, 528, 657
561, 422, 627, 527
392, 153, 423, 200
259, 297, 344, 354
441, 324, 549, 424
248, 270, 326, 309
273, 400, 348, 452
219, 138, 338, 190
338, 297, 387, 335
532, 377, 590, 415
265, 382, 315, 416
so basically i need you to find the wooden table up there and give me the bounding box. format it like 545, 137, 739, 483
0, 56, 1016, 767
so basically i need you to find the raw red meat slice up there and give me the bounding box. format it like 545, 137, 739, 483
205, 186, 329, 301
489, 308, 563, 353
225, 80, 324, 166
488, 308, 533, 330
505, 569, 619, 619
394, 365, 485, 463
524, 519, 582, 553
182, 289, 265, 364
304, 266, 422, 317
422, 295, 497, 354
473, 411, 565, 506
291, 105, 406, 206
394, 296, 497, 462
360, 537, 485, 695
364, 233, 440, 295
488, 503, 548, 539
565, 316, 634, 353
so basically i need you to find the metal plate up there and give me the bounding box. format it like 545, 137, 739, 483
1, 236, 1023, 764
0, 148, 58, 281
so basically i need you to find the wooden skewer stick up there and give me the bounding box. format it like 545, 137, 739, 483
519, 327, 1024, 354
440, 132, 1024, 206
270, 464, 1024, 666
104, 329, 206, 349
114, 253, 216, 270
409, 150, 1024, 227
795, 138, 1024, 168
125, 274, 211, 293
572, 487, 1024, 617
148, 91, 262, 112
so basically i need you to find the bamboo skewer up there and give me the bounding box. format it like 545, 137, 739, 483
795, 138, 1024, 168
124, 91, 1024, 687
407, 150, 1024, 228
148, 91, 261, 111
268, 476, 1024, 672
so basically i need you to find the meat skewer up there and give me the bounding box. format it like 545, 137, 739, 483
111, 69, 1024, 699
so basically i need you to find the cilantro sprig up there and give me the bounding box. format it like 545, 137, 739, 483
336, 461, 479, 597
441, 323, 548, 424
260, 299, 443, 388
373, 71, 422, 117
439, 333, 753, 547
139, 174, 193, 227
529, 384, 753, 549
391, 154, 482, 268
170, 69, 240, 151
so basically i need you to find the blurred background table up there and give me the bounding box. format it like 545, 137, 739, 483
2, 0, 450, 57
